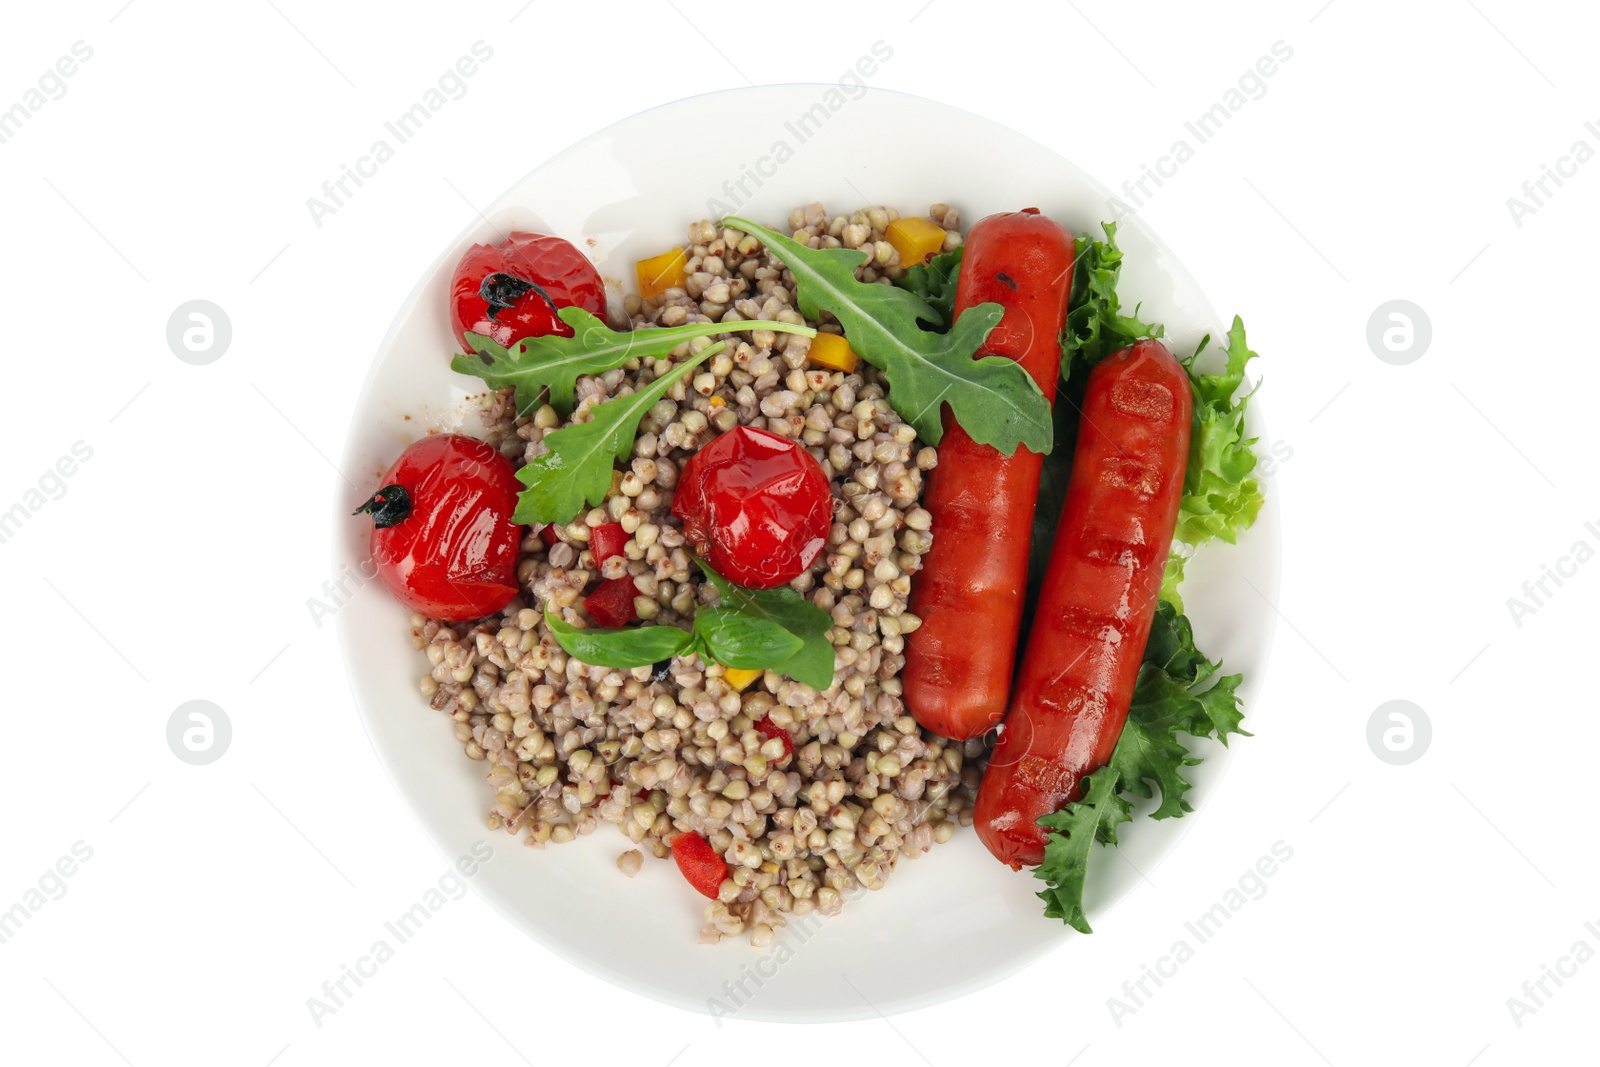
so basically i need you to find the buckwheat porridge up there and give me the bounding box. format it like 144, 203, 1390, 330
406, 203, 984, 945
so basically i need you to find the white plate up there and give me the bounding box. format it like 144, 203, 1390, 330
334, 85, 1281, 1022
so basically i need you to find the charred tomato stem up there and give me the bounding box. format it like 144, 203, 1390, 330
480, 272, 561, 323
353, 484, 412, 529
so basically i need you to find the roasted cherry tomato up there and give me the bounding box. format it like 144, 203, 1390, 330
672, 426, 832, 589
450, 232, 607, 353
671, 831, 727, 899
354, 434, 524, 622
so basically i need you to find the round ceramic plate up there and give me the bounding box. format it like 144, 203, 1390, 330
334, 85, 1281, 1022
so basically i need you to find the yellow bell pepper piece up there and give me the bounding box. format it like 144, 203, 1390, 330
636, 246, 689, 301
723, 667, 763, 692
807, 332, 858, 374
885, 217, 946, 266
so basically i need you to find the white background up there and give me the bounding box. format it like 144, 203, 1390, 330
0, 1, 1594, 1063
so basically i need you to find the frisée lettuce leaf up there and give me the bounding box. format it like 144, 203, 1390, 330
1061, 222, 1162, 385
896, 247, 964, 328
1035, 603, 1248, 933
1175, 318, 1265, 550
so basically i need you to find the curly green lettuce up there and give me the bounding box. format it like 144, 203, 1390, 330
1061, 222, 1162, 385
897, 247, 963, 328
1035, 603, 1248, 933
1175, 317, 1265, 550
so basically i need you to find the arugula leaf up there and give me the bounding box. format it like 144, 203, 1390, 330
1061, 222, 1162, 386
1034, 602, 1248, 931
896, 247, 964, 328
691, 607, 804, 669
1035, 767, 1131, 934
721, 216, 1051, 456
453, 308, 814, 417
696, 561, 835, 690
543, 607, 692, 669
513, 343, 719, 525
1175, 317, 1265, 547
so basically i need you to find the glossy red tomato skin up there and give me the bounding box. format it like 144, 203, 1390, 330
364, 435, 525, 622
672, 426, 833, 589
449, 232, 607, 353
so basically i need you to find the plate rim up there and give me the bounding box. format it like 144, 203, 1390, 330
332, 81, 1283, 1022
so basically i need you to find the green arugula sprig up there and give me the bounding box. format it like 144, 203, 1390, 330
721, 216, 1052, 456
1035, 603, 1248, 933
454, 308, 814, 416
512, 342, 721, 525
542, 560, 835, 689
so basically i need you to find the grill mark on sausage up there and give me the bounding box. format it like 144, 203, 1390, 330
1099, 457, 1165, 495
1079, 532, 1159, 570
1110, 378, 1175, 421
1047, 602, 1126, 644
